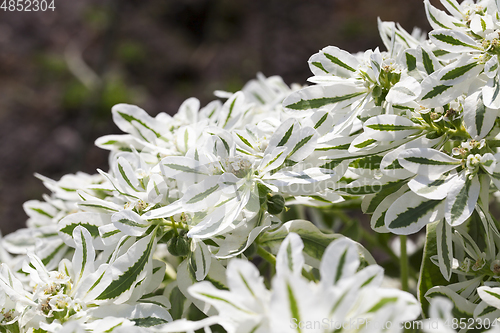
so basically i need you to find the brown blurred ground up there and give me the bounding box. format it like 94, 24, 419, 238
0, 0, 433, 234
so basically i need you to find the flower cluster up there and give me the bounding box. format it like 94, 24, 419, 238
5, 0, 500, 331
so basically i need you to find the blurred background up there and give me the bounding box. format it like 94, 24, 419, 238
0, 0, 435, 234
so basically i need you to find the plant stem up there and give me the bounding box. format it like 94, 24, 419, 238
257, 246, 276, 266
400, 235, 409, 292
170, 216, 179, 235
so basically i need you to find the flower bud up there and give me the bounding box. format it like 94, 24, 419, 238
167, 230, 191, 256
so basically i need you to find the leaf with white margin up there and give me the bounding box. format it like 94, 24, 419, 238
258, 147, 289, 174
23, 200, 58, 222
159, 317, 223, 333
181, 175, 223, 212
114, 156, 141, 193
214, 210, 277, 259
307, 111, 335, 137
474, 299, 500, 323
311, 45, 359, 78
363, 114, 423, 141
3, 226, 51, 254
445, 173, 480, 226
424, 0, 463, 30
286, 127, 318, 162
259, 220, 375, 268
416, 45, 442, 76
58, 212, 109, 250
337, 176, 405, 196
436, 219, 453, 281
380, 136, 442, 179
112, 104, 161, 142
386, 76, 421, 104
483, 75, 500, 109
266, 167, 340, 196
175, 97, 200, 124
187, 188, 253, 239
385, 191, 445, 235
276, 233, 304, 277
484, 55, 499, 79
308, 52, 330, 76
398, 148, 460, 180
188, 241, 212, 281
464, 91, 499, 139
419, 71, 473, 108
408, 173, 455, 200
34, 237, 67, 271
361, 182, 408, 215
98, 223, 123, 247
157, 156, 210, 180
481, 153, 497, 175
429, 29, 481, 53
270, 270, 330, 333
371, 186, 408, 233
425, 298, 456, 333
71, 226, 96, 291
93, 228, 157, 303
265, 118, 299, 154
176, 258, 226, 316
90, 303, 172, 327
283, 82, 366, 113
0, 264, 35, 306
95, 134, 141, 152
320, 238, 359, 287
217, 91, 246, 130
112, 210, 150, 237
425, 286, 476, 319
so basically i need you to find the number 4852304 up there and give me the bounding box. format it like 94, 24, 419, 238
1, 0, 55, 11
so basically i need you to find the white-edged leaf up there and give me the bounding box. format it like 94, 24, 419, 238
385, 191, 444, 235
363, 114, 422, 141
386, 76, 421, 104
483, 75, 500, 109
188, 241, 212, 281
112, 210, 150, 237
430, 29, 481, 52
283, 83, 366, 113
72, 226, 96, 291
312, 45, 359, 78
425, 286, 476, 318
445, 173, 480, 226
436, 219, 453, 281
464, 91, 499, 139
398, 148, 460, 179
94, 229, 157, 303
424, 0, 463, 30
320, 238, 359, 287
370, 186, 408, 233
408, 173, 454, 200
276, 233, 304, 277
58, 212, 108, 250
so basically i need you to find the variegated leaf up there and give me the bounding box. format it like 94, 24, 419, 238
385, 191, 444, 235
464, 91, 499, 139
444, 173, 480, 226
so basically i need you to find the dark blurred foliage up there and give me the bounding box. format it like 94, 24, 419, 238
0, 0, 438, 234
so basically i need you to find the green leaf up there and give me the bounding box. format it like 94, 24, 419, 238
418, 221, 451, 317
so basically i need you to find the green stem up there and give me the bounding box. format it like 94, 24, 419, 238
257, 246, 276, 266
169, 216, 179, 235
400, 235, 409, 292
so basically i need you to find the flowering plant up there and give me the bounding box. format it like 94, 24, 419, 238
5, 0, 500, 332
